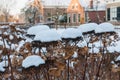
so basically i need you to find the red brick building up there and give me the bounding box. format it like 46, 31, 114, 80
85, 0, 106, 24
86, 10, 106, 23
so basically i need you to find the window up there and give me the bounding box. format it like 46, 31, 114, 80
117, 7, 120, 20
76, 5, 78, 9
73, 14, 76, 22
47, 13, 51, 16
110, 7, 117, 20
47, 18, 51, 21
75, 3, 78, 9
107, 8, 110, 21
78, 14, 80, 22
72, 6, 75, 9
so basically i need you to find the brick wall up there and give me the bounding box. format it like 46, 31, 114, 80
87, 11, 106, 23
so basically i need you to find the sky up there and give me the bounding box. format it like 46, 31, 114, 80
10, 0, 29, 15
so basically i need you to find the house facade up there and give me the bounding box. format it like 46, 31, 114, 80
32, 0, 85, 24
67, 0, 85, 24
106, 0, 120, 22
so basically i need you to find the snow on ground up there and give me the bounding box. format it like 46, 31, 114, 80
34, 29, 61, 42
27, 25, 50, 35
22, 55, 45, 68
61, 28, 82, 39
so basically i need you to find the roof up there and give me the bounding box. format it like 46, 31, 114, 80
106, 0, 120, 3
67, 0, 84, 13
86, 0, 106, 10
41, 0, 88, 8
29, 0, 106, 11
106, 1, 120, 8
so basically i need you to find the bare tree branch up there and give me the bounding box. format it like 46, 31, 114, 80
0, 0, 16, 22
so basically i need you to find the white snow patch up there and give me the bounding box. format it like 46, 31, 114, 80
55, 29, 65, 36
9, 22, 15, 26
9, 35, 14, 40
0, 26, 9, 29
3, 32, 8, 35
72, 52, 78, 58
27, 25, 50, 35
116, 55, 120, 61
0, 41, 3, 45
0, 61, 8, 72
78, 23, 98, 33
25, 37, 33, 42
89, 47, 99, 53
114, 40, 120, 52
16, 40, 25, 52
61, 28, 82, 39
95, 23, 115, 33
77, 40, 87, 47
22, 55, 45, 68
111, 61, 114, 64
107, 46, 115, 53
34, 29, 61, 42
89, 41, 103, 48
41, 47, 47, 53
